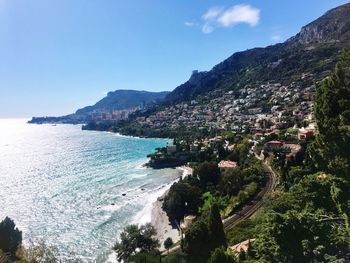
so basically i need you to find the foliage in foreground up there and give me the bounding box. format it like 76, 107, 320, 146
113, 223, 160, 262
0, 217, 22, 257
228, 49, 350, 263
182, 203, 227, 263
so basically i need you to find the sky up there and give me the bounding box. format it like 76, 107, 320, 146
0, 0, 349, 118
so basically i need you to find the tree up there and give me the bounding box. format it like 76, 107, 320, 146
128, 251, 161, 263
310, 50, 350, 179
182, 219, 210, 263
113, 223, 159, 262
219, 168, 243, 196
0, 217, 22, 256
163, 252, 187, 263
183, 204, 227, 262
163, 181, 202, 223
164, 237, 174, 254
207, 247, 235, 263
193, 162, 220, 188
207, 204, 227, 250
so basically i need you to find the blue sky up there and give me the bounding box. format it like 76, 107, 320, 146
0, 0, 349, 118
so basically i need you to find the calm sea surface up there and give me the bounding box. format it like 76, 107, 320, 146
0, 119, 180, 262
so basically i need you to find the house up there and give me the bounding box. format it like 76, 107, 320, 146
298, 128, 314, 140
218, 160, 238, 169
230, 239, 256, 254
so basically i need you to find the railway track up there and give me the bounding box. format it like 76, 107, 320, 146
163, 159, 276, 255
223, 161, 275, 229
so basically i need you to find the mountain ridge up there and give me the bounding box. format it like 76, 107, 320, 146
29, 89, 169, 124
163, 2, 350, 104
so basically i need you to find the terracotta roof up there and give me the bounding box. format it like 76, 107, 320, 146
230, 239, 256, 254
218, 160, 238, 168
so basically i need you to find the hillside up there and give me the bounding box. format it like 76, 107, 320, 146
29, 90, 169, 124
164, 3, 350, 104
75, 90, 169, 115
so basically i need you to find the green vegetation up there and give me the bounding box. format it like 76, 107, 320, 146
162, 141, 265, 226
208, 247, 235, 263
0, 217, 22, 257
309, 49, 350, 179
113, 223, 160, 262
0, 217, 65, 263
193, 161, 220, 189
13, 50, 350, 262
162, 180, 202, 223
182, 204, 227, 263
164, 237, 174, 254
224, 49, 350, 262
9, 9, 350, 262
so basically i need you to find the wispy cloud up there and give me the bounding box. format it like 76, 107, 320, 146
202, 23, 214, 34
184, 21, 197, 27
187, 4, 261, 34
202, 6, 223, 21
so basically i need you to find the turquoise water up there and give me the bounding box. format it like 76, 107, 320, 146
0, 119, 180, 262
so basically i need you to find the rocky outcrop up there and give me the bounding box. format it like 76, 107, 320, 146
288, 3, 350, 44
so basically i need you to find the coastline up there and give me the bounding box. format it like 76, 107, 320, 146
150, 166, 193, 248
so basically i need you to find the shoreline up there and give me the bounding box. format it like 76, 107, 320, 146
150, 166, 193, 248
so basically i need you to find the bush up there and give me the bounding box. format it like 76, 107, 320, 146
208, 247, 235, 263
164, 237, 174, 253
193, 162, 220, 188
15, 241, 60, 263
163, 181, 202, 223
163, 252, 187, 263
183, 204, 227, 262
113, 223, 159, 262
0, 217, 22, 256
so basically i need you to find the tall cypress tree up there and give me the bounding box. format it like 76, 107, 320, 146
310, 49, 350, 178
208, 203, 227, 250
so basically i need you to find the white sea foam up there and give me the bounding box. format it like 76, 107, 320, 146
132, 184, 171, 225
0, 119, 180, 262
132, 167, 186, 226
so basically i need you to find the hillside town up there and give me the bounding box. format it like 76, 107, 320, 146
135, 78, 316, 138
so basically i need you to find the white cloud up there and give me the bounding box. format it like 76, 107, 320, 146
185, 21, 196, 27
217, 4, 260, 27
202, 6, 223, 21
271, 34, 282, 41
202, 23, 214, 34
190, 4, 260, 33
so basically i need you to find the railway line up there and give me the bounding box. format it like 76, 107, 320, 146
223, 161, 276, 230
163, 158, 276, 255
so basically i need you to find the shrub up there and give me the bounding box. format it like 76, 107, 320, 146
0, 217, 22, 256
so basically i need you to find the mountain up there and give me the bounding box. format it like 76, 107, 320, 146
164, 3, 350, 104
75, 90, 169, 115
29, 90, 169, 124
288, 3, 350, 44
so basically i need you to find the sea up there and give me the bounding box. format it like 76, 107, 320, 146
0, 119, 181, 262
